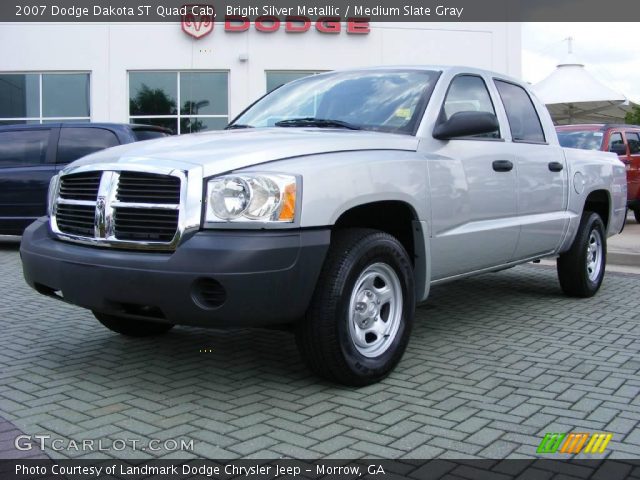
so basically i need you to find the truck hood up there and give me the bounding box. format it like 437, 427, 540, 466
70, 128, 419, 176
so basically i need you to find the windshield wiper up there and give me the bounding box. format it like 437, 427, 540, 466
274, 118, 361, 130
225, 124, 254, 130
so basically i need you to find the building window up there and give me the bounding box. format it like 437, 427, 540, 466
266, 71, 326, 93
129, 71, 228, 135
0, 73, 90, 125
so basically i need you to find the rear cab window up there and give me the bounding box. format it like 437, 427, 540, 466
0, 129, 51, 167
56, 127, 119, 164
494, 80, 546, 143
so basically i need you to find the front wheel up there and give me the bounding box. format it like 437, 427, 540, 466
93, 311, 175, 337
296, 229, 415, 386
557, 211, 606, 298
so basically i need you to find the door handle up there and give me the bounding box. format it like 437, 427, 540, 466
492, 160, 513, 172
548, 161, 564, 172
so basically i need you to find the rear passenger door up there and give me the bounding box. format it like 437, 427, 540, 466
56, 126, 120, 167
494, 80, 568, 259
0, 127, 58, 234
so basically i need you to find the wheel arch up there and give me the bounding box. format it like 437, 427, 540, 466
332, 200, 428, 301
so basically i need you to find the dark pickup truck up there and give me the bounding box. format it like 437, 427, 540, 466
0, 123, 170, 235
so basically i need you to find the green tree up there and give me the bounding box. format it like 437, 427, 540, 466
625, 105, 640, 125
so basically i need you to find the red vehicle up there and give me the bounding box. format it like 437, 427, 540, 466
557, 124, 640, 221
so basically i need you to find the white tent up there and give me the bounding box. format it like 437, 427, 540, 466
532, 53, 636, 125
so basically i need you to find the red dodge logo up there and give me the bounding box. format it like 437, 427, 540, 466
182, 5, 214, 39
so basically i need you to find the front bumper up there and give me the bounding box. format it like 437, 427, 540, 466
20, 218, 330, 327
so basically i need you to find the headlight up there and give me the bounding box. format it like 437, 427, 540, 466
205, 173, 298, 224
47, 174, 60, 217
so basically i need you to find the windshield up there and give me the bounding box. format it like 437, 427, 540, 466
557, 129, 605, 151
229, 69, 440, 135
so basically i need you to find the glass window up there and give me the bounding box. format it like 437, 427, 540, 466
495, 80, 545, 143
556, 129, 604, 150
609, 132, 624, 152
129, 71, 228, 134
42, 74, 89, 118
441, 75, 499, 138
232, 70, 439, 135
180, 72, 227, 116
266, 71, 325, 93
626, 132, 640, 154
0, 74, 39, 119
0, 129, 50, 167
0, 73, 90, 124
56, 127, 119, 164
129, 72, 177, 116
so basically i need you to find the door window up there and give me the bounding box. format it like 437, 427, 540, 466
494, 80, 545, 143
56, 127, 119, 164
608, 132, 625, 153
0, 129, 50, 167
626, 132, 640, 154
441, 75, 500, 138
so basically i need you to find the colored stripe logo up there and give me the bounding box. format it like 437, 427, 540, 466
537, 432, 612, 454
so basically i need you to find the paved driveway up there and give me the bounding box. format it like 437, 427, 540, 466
1, 242, 639, 460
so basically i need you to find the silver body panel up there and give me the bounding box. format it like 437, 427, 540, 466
54, 65, 626, 303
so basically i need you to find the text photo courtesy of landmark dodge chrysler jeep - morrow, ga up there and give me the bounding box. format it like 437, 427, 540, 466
20, 66, 626, 386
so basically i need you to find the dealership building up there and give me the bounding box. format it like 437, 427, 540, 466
0, 22, 521, 134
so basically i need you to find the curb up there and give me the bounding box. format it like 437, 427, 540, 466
608, 251, 640, 268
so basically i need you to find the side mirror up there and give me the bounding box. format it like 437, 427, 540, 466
433, 111, 499, 140
609, 143, 627, 156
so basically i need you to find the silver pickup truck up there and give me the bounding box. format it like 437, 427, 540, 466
20, 66, 626, 386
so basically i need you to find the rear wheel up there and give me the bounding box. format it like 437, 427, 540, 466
93, 311, 175, 337
296, 229, 415, 386
557, 211, 606, 298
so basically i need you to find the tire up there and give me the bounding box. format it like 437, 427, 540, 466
93, 311, 175, 337
296, 228, 415, 386
634, 208, 640, 224
557, 211, 606, 298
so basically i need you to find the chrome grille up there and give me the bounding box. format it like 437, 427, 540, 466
55, 204, 95, 237
59, 172, 102, 200
52, 169, 184, 250
114, 208, 180, 242
117, 172, 181, 204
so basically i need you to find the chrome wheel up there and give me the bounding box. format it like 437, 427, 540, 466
348, 263, 403, 358
586, 229, 603, 282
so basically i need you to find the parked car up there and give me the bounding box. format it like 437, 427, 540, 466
556, 124, 640, 221
0, 123, 171, 235
21, 67, 626, 386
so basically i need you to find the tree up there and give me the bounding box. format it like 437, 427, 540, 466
625, 105, 640, 125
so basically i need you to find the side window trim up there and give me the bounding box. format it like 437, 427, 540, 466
493, 78, 548, 145
435, 73, 502, 141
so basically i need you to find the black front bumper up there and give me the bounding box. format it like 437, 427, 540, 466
20, 218, 330, 327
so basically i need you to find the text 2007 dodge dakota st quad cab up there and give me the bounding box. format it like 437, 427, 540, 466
21, 67, 626, 386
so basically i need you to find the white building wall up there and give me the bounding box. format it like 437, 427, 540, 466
0, 22, 521, 121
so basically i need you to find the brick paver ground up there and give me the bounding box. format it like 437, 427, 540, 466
1, 241, 639, 460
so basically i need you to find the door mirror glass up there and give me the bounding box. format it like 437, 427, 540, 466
433, 111, 499, 140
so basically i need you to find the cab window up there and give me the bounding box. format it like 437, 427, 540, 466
608, 132, 624, 153
0, 129, 50, 167
626, 132, 640, 154
441, 75, 500, 139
